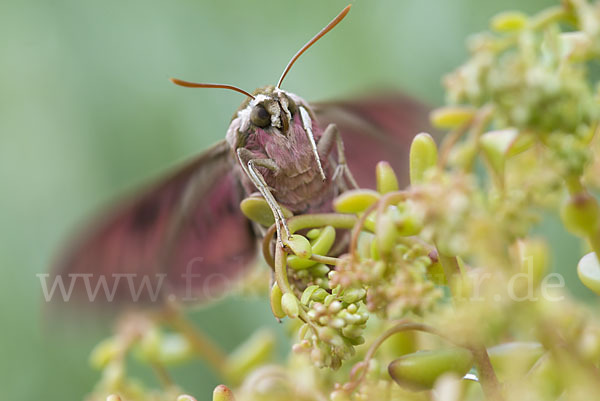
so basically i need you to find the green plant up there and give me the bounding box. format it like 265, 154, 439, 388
89, 1, 600, 400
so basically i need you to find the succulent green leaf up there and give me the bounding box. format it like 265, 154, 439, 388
270, 283, 286, 319
409, 133, 438, 185
288, 225, 336, 270
240, 197, 292, 227
429, 106, 475, 129
333, 189, 380, 214
388, 348, 474, 391
284, 234, 312, 259
376, 161, 399, 194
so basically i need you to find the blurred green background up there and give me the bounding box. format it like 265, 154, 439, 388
1, 0, 589, 399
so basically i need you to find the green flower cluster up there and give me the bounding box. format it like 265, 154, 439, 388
293, 284, 369, 369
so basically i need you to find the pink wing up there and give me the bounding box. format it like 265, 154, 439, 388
51, 140, 256, 307
313, 92, 434, 188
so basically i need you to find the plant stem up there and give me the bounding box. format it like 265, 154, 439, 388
150, 361, 174, 389
470, 345, 504, 401
164, 309, 228, 378
310, 254, 340, 265
436, 252, 504, 401
274, 243, 317, 330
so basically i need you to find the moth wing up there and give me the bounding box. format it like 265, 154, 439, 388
51, 140, 256, 307
313, 92, 434, 187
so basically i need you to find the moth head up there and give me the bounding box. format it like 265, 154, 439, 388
224, 86, 308, 145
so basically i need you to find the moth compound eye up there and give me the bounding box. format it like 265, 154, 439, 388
250, 105, 271, 128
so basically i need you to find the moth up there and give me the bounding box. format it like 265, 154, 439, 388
51, 5, 431, 305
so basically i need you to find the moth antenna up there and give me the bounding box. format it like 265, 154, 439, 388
170, 78, 255, 100
276, 4, 351, 89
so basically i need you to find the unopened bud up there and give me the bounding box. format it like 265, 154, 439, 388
289, 226, 336, 270
212, 385, 235, 401
377, 209, 399, 255
479, 128, 519, 175
376, 161, 399, 194
333, 189, 380, 214
284, 234, 312, 259
281, 292, 300, 319
430, 106, 475, 129
490, 11, 528, 32
409, 133, 438, 185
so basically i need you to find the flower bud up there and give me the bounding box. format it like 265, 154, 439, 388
312, 288, 328, 303
429, 106, 475, 130
301, 285, 320, 305
342, 288, 366, 304
309, 263, 330, 277
284, 234, 312, 259
490, 11, 528, 32
409, 133, 438, 185
333, 189, 380, 214
377, 209, 399, 255
388, 348, 473, 391
306, 228, 322, 239
289, 226, 336, 270
212, 385, 235, 401
479, 128, 519, 175
376, 161, 399, 194
281, 292, 300, 319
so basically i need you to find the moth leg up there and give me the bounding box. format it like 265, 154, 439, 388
236, 148, 291, 245
318, 123, 359, 190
